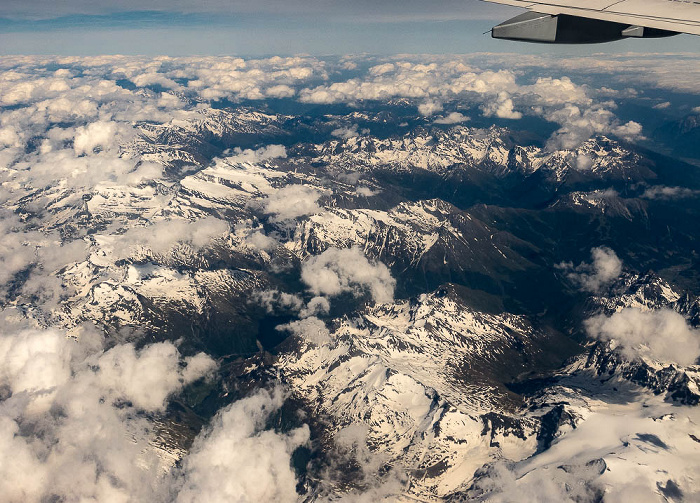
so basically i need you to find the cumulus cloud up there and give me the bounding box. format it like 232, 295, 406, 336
481, 92, 522, 120
433, 112, 469, 124
557, 247, 622, 293
0, 214, 41, 286
300, 247, 395, 304
0, 213, 90, 304
0, 319, 216, 502
314, 424, 407, 502
2, 53, 695, 503
263, 247, 393, 346
73, 120, 133, 155
545, 105, 643, 150
112, 216, 229, 259
574, 154, 594, 171
331, 124, 360, 139
298, 63, 519, 105
613, 120, 643, 140
130, 71, 180, 90
525, 76, 590, 106
175, 387, 309, 503
184, 56, 323, 101
418, 100, 443, 116
0, 55, 648, 168
277, 316, 332, 345
299, 295, 331, 318
585, 308, 700, 365
641, 185, 700, 200
263, 185, 323, 221
94, 342, 217, 411
355, 185, 380, 197
0, 315, 314, 503
245, 230, 279, 251
227, 144, 287, 164
468, 460, 600, 503
0, 314, 316, 503
254, 289, 305, 313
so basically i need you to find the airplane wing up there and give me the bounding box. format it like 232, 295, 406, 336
483, 0, 700, 43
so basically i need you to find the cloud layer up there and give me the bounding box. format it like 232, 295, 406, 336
586, 307, 700, 365
176, 388, 310, 503
0, 319, 216, 502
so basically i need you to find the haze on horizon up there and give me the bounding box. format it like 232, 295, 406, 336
0, 0, 697, 56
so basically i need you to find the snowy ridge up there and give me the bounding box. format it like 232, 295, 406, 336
549, 189, 648, 220
124, 107, 290, 170
293, 199, 534, 280
279, 272, 700, 500
576, 272, 700, 404
308, 127, 650, 186
589, 271, 683, 314
278, 287, 576, 499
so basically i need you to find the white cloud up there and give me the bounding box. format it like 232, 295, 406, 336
299, 295, 331, 318
418, 100, 443, 116
130, 72, 180, 90
653, 101, 671, 110
544, 105, 642, 150
613, 120, 643, 141
368, 63, 396, 76
557, 247, 622, 293
525, 76, 590, 106
482, 92, 522, 120
0, 214, 90, 303
227, 144, 287, 164
114, 216, 229, 259
254, 289, 305, 314
245, 230, 280, 251
265, 84, 296, 98
183, 56, 323, 101
640, 185, 700, 200
433, 112, 469, 124
299, 63, 519, 105
355, 185, 380, 197
300, 247, 395, 304
331, 124, 360, 139
263, 185, 323, 221
0, 318, 311, 503
585, 308, 700, 365
0, 214, 41, 286
0, 319, 216, 502
277, 316, 331, 345
0, 55, 649, 168
94, 342, 217, 411
575, 154, 594, 171
2, 53, 697, 503
175, 387, 309, 503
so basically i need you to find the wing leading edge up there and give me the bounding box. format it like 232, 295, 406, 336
483, 0, 700, 43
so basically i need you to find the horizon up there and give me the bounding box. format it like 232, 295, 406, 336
1, 3, 698, 56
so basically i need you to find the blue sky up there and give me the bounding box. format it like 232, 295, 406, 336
0, 1, 697, 56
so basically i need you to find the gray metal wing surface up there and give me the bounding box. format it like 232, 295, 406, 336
482, 0, 700, 43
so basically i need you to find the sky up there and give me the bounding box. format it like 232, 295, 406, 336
0, 0, 697, 56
